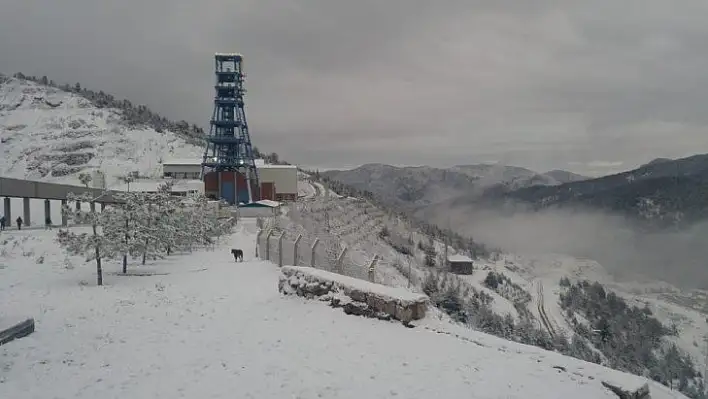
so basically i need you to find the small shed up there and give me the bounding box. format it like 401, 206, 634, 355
238, 199, 281, 218
448, 254, 474, 275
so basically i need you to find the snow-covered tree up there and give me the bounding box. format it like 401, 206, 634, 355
150, 182, 185, 256
109, 191, 145, 273
182, 193, 232, 250
56, 192, 120, 286
78, 172, 92, 188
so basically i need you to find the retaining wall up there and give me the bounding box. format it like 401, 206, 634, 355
279, 266, 428, 323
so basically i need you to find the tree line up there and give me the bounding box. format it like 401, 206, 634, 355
57, 181, 233, 286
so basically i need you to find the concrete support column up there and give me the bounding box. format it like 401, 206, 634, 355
44, 199, 51, 226
217, 172, 222, 202
3, 197, 10, 223
23, 197, 30, 227
61, 199, 68, 226
90, 202, 96, 213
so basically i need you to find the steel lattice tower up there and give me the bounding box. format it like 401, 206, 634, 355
201, 53, 259, 204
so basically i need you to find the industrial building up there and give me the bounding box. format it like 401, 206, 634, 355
162, 158, 298, 203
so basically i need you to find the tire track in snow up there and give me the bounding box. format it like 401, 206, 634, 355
536, 281, 557, 338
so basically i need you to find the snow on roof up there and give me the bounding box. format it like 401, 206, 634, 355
163, 158, 202, 166
254, 199, 280, 207
110, 179, 203, 193
240, 200, 281, 208
214, 52, 243, 57
254, 158, 298, 169
258, 164, 297, 169
448, 254, 473, 263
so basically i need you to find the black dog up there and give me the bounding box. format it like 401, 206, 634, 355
231, 248, 244, 262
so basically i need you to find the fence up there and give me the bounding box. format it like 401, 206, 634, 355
256, 228, 380, 283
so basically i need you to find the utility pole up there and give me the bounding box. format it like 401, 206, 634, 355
703, 329, 707, 397
443, 215, 450, 271
407, 256, 412, 289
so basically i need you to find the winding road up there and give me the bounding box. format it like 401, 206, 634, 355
536, 281, 557, 338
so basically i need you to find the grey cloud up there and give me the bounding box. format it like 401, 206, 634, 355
2, 0, 708, 175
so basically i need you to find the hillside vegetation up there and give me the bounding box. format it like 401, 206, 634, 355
559, 278, 705, 397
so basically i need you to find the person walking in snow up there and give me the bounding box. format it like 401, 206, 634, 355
0, 215, 5, 230
45, 217, 52, 230
16, 216, 23, 230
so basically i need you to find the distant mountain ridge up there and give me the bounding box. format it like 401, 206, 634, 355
486, 153, 708, 226
321, 163, 588, 211
323, 154, 708, 228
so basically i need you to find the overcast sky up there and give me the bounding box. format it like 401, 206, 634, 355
2, 0, 708, 175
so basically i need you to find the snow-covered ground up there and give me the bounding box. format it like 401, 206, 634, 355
297, 178, 317, 200
0, 222, 689, 399
0, 77, 202, 186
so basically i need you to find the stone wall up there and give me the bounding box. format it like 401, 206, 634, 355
279, 266, 428, 323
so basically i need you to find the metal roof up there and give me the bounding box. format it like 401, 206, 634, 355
447, 254, 474, 262
240, 199, 281, 208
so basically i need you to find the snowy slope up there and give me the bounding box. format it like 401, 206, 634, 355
296, 176, 708, 393
0, 224, 688, 399
0, 77, 203, 186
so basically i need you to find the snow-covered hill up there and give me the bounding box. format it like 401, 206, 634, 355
0, 76, 203, 186
0, 224, 689, 398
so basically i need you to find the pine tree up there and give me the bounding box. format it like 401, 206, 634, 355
110, 190, 146, 273
56, 192, 119, 286
134, 191, 168, 265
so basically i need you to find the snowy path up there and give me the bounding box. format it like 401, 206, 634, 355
0, 227, 686, 399
535, 280, 557, 338
297, 179, 317, 200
